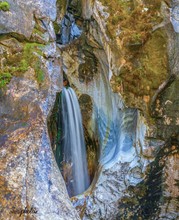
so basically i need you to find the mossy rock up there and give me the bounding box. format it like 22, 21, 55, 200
0, 1, 10, 11
111, 29, 168, 118
53, 21, 61, 34
0, 42, 45, 89
0, 72, 12, 89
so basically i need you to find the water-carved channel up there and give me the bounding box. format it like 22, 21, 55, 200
48, 82, 99, 197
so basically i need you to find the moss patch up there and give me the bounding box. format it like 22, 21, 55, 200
19, 43, 45, 83
0, 72, 12, 89
32, 28, 43, 36
0, 1, 10, 11
53, 22, 60, 34
0, 43, 45, 88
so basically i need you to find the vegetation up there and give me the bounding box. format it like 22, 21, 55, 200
0, 1, 10, 11
101, 0, 163, 44
110, 29, 168, 112
32, 28, 44, 36
102, 0, 168, 119
22, 43, 44, 81
0, 72, 12, 89
53, 22, 60, 34
56, 0, 67, 18
0, 43, 45, 89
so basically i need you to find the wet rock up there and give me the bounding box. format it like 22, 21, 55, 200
59, 1, 179, 219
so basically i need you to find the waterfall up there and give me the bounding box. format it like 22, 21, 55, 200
60, 87, 90, 197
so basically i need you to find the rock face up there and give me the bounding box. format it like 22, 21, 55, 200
57, 0, 179, 219
0, 0, 179, 220
58, 12, 82, 44
0, 0, 57, 40
0, 1, 80, 219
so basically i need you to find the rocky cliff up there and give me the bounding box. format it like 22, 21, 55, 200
0, 0, 179, 220
0, 0, 80, 219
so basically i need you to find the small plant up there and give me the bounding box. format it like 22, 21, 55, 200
0, 72, 12, 88
0, 1, 10, 11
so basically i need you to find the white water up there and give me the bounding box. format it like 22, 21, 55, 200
61, 87, 90, 197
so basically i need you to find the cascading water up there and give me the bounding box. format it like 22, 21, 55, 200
60, 87, 90, 197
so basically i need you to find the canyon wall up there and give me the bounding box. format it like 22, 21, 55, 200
0, 0, 178, 220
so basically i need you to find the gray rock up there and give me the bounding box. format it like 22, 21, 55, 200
0, 43, 80, 219
0, 1, 80, 218
0, 0, 57, 39
58, 12, 82, 45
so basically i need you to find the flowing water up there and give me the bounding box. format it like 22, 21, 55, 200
60, 87, 90, 197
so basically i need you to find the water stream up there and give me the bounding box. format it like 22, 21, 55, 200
60, 87, 90, 197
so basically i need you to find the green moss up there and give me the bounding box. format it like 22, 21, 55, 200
0, 43, 45, 88
23, 43, 42, 58
0, 1, 10, 11
34, 61, 44, 83
19, 59, 29, 72
53, 22, 60, 34
32, 28, 43, 36
22, 43, 45, 83
0, 72, 12, 88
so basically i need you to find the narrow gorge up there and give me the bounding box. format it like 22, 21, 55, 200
0, 0, 178, 220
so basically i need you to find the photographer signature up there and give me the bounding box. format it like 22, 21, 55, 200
10, 206, 38, 217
